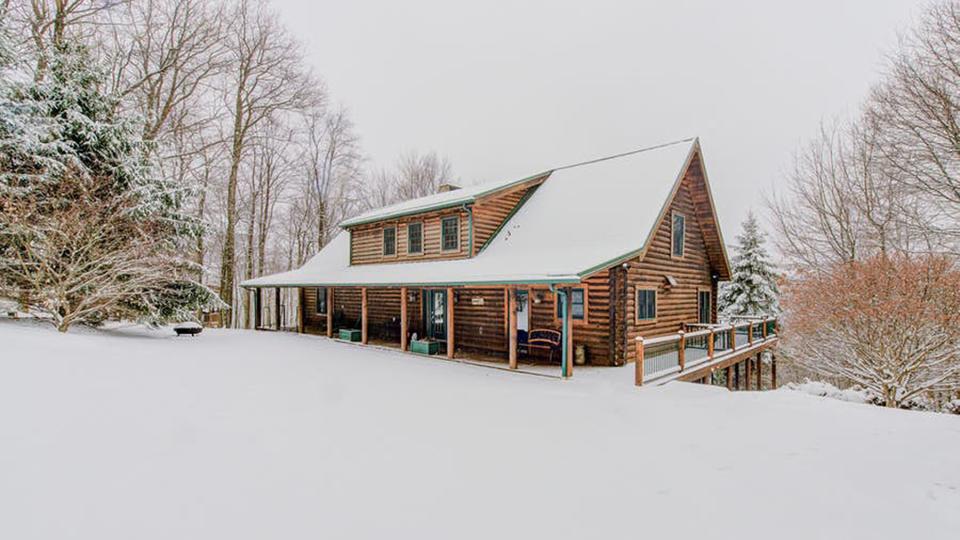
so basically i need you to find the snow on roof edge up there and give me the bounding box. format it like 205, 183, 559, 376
338, 172, 549, 228
244, 137, 717, 288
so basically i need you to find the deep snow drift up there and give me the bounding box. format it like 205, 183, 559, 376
1, 320, 958, 539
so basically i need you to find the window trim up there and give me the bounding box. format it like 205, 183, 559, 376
315, 287, 328, 316
440, 215, 460, 252
382, 225, 397, 257
554, 286, 589, 324
635, 287, 658, 323
671, 211, 686, 259
406, 221, 424, 255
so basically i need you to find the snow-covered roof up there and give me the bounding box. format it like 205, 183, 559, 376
243, 138, 708, 288
339, 173, 545, 228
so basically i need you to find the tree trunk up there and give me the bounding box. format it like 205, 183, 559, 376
218, 98, 245, 327
317, 199, 327, 250
244, 190, 257, 329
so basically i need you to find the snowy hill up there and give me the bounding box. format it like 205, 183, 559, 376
1, 320, 958, 539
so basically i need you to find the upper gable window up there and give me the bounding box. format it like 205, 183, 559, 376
407, 222, 423, 254
441, 216, 459, 251
672, 212, 685, 258
383, 226, 396, 256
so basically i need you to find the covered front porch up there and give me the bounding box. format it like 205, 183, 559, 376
246, 284, 583, 378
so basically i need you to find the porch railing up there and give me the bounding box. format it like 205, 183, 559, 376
635, 317, 779, 385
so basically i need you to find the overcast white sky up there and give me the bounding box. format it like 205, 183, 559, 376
273, 0, 925, 240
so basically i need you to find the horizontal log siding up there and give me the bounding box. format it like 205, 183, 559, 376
303, 286, 424, 341
301, 284, 612, 365
518, 275, 612, 365
471, 187, 532, 253
452, 288, 507, 357
301, 287, 325, 335
349, 208, 470, 265
685, 154, 728, 279
623, 164, 715, 361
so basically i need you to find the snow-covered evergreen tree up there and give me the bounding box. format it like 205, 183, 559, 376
719, 212, 781, 319
0, 40, 222, 331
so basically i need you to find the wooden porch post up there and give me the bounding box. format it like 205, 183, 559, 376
756, 354, 763, 390
253, 288, 262, 329
730, 325, 737, 351
745, 358, 753, 391
326, 288, 334, 338
274, 287, 281, 330
747, 322, 753, 346
566, 290, 574, 378
726, 365, 733, 390
707, 329, 715, 359
508, 287, 518, 369
361, 287, 368, 344
400, 287, 409, 351
734, 362, 740, 390
677, 330, 686, 372
447, 287, 455, 359
771, 352, 778, 388
297, 288, 304, 334
635, 336, 645, 386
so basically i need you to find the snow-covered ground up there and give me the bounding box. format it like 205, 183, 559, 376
1, 320, 958, 540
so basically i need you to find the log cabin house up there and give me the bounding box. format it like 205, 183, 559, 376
242, 138, 780, 385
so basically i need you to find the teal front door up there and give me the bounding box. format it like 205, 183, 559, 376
423, 289, 447, 342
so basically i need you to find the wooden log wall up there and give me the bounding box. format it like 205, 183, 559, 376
452, 288, 508, 357
471, 186, 536, 253
347, 182, 541, 264
622, 158, 717, 361
303, 286, 424, 341
348, 207, 470, 265
300, 283, 615, 365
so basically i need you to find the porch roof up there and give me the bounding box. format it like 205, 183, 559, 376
241, 233, 582, 288
242, 138, 713, 289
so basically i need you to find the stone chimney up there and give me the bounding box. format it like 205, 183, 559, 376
438, 183, 461, 193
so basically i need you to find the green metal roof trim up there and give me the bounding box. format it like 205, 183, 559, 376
242, 276, 581, 289
338, 172, 550, 229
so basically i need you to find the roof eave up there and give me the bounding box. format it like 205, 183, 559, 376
241, 276, 582, 289
338, 171, 551, 229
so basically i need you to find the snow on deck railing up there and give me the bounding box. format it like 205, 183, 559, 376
634, 317, 779, 386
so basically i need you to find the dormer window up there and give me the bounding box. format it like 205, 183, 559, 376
441, 216, 459, 251
407, 222, 423, 254
383, 226, 396, 256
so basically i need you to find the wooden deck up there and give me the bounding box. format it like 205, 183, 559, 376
636, 318, 780, 388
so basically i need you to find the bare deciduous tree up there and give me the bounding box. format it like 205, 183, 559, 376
868, 1, 960, 247
302, 106, 360, 250
768, 120, 927, 273
217, 0, 318, 326
105, 0, 228, 142
393, 150, 454, 202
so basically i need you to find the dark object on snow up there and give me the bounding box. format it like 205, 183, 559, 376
174, 324, 203, 337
